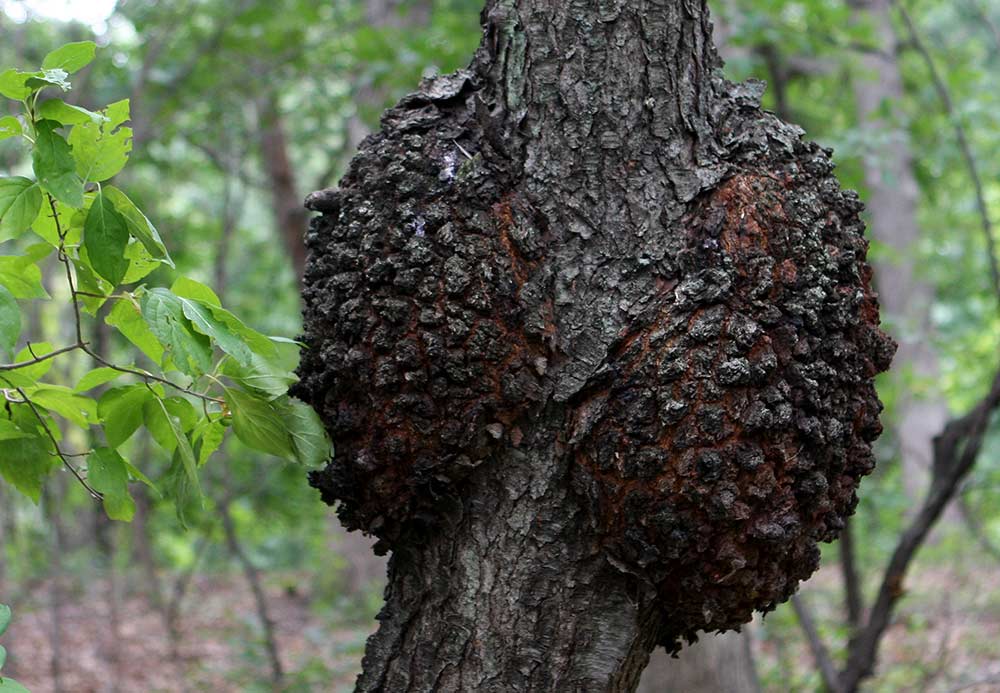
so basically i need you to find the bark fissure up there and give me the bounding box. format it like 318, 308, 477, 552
296, 0, 893, 689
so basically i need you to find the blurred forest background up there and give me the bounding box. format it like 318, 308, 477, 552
0, 0, 998, 691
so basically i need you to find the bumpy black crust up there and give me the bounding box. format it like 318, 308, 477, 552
294, 71, 894, 646
569, 163, 894, 644
295, 75, 551, 544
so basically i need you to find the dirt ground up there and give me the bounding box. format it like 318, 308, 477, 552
3, 551, 1000, 692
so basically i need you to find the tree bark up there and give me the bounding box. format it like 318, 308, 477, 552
637, 14, 761, 690
296, 0, 893, 690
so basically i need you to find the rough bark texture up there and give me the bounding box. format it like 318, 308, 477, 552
295, 0, 894, 689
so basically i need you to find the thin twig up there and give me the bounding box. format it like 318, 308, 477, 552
82, 347, 224, 405
0, 343, 84, 371
14, 386, 103, 501
957, 488, 1000, 563
970, 0, 1000, 53
73, 290, 128, 301
50, 194, 86, 347
895, 1, 1000, 307
791, 595, 844, 693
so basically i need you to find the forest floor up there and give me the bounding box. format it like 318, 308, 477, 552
3, 545, 1000, 692
3, 571, 378, 693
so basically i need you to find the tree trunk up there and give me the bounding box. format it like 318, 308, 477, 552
258, 94, 310, 277
296, 0, 893, 690
636, 630, 759, 693
849, 0, 947, 503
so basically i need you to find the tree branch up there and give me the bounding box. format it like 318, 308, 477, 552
839, 519, 864, 633
0, 343, 84, 371
839, 368, 1000, 690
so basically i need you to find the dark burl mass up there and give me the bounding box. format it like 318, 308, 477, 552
294, 74, 551, 546
568, 164, 895, 645
294, 70, 894, 647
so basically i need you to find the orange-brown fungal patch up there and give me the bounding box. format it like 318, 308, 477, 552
569, 161, 894, 644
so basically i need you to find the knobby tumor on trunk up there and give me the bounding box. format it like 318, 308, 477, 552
293, 1, 895, 690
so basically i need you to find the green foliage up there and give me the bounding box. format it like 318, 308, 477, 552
0, 44, 332, 526
0, 603, 28, 692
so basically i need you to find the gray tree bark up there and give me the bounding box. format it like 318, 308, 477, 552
296, 1, 893, 691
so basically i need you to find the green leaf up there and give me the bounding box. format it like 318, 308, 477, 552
0, 429, 57, 503
0, 178, 43, 241
102, 187, 171, 264
123, 459, 159, 495
0, 116, 21, 141
31, 198, 77, 247
122, 241, 161, 284
87, 448, 135, 521
0, 70, 36, 100
171, 277, 220, 307
0, 604, 10, 637
74, 367, 126, 392
176, 296, 252, 366
0, 677, 31, 693
1, 643, 7, 671
38, 99, 106, 125
225, 388, 294, 460
106, 297, 164, 364
193, 418, 225, 466
140, 289, 213, 376
144, 396, 197, 453
0, 285, 20, 357
163, 451, 203, 528
42, 41, 97, 74
98, 384, 153, 448
25, 68, 71, 92
0, 419, 33, 441
202, 302, 276, 360
0, 372, 33, 389
68, 99, 132, 182
151, 396, 200, 495
0, 254, 51, 299
281, 397, 332, 467
72, 255, 113, 315
220, 353, 296, 400
33, 120, 83, 207
28, 384, 97, 428
83, 191, 130, 285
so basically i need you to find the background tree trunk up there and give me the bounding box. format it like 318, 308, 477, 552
297, 0, 892, 689
636, 630, 760, 693
849, 0, 947, 503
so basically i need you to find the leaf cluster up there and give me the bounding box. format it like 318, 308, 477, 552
0, 43, 331, 525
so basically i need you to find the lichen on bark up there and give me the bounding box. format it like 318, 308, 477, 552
294, 0, 894, 687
